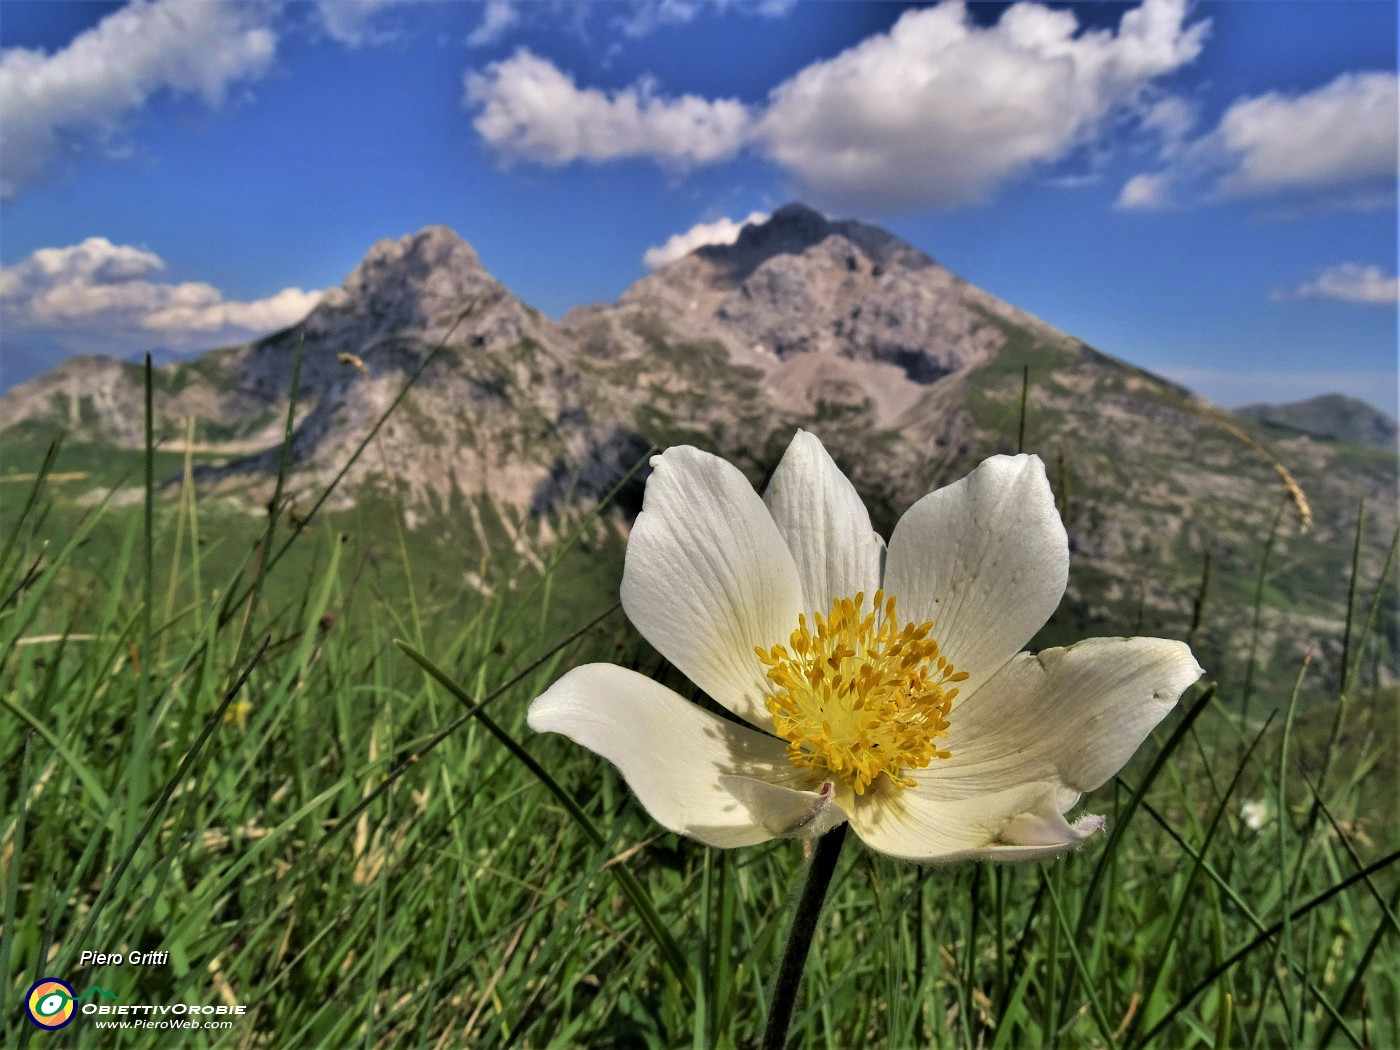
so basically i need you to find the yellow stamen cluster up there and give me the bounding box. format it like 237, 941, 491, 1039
755, 590, 967, 795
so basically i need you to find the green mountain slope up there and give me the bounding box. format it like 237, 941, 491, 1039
2, 207, 1393, 704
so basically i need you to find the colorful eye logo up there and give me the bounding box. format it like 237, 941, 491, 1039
25, 978, 77, 1030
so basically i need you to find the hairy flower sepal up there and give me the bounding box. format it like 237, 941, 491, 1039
529, 431, 1203, 861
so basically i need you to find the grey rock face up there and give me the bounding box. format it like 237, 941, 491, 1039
309, 226, 507, 345
606, 204, 1066, 430
0, 225, 608, 517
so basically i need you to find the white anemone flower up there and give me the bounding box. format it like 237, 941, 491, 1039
528, 431, 1203, 862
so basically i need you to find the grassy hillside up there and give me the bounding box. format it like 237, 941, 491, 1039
953, 316, 1398, 710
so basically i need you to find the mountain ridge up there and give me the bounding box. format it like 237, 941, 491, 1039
1235, 393, 1397, 452
2, 206, 1395, 696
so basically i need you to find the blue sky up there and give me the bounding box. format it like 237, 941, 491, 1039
1, 0, 1395, 415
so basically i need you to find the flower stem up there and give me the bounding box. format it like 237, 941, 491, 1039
762, 823, 848, 1050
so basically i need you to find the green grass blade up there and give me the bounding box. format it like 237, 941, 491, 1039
1136, 848, 1400, 1047
397, 638, 694, 996
1127, 716, 1273, 1047
56, 635, 270, 973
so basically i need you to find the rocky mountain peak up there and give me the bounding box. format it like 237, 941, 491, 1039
609, 203, 1035, 401
691, 202, 934, 287
341, 225, 487, 304
715, 202, 831, 259
305, 225, 518, 346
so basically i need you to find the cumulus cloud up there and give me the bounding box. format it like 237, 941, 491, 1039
1279, 264, 1400, 306
1119, 71, 1399, 209
466, 49, 752, 167
466, 0, 1206, 211
0, 238, 324, 353
0, 0, 277, 200
642, 211, 769, 268
1217, 73, 1396, 197
756, 0, 1206, 209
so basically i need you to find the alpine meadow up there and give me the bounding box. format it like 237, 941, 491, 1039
1, 1, 1397, 1048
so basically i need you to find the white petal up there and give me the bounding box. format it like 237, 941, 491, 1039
918, 637, 1203, 800
622, 445, 804, 728
721, 776, 847, 839
882, 454, 1068, 703
762, 430, 884, 617
848, 780, 1101, 862
527, 664, 845, 848
1002, 804, 1105, 848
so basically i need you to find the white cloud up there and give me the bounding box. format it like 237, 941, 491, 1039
643, 211, 768, 268
1280, 264, 1400, 306
466, 49, 752, 167
1139, 93, 1197, 158
466, 0, 1206, 211
317, 0, 405, 47
467, 0, 520, 47
0, 0, 277, 200
757, 0, 1206, 209
1119, 71, 1398, 210
142, 286, 327, 333
0, 238, 324, 350
615, 0, 799, 37
1116, 172, 1171, 209
1218, 73, 1396, 197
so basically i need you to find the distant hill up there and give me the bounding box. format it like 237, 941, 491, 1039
1236, 394, 1397, 452
2, 203, 1395, 698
